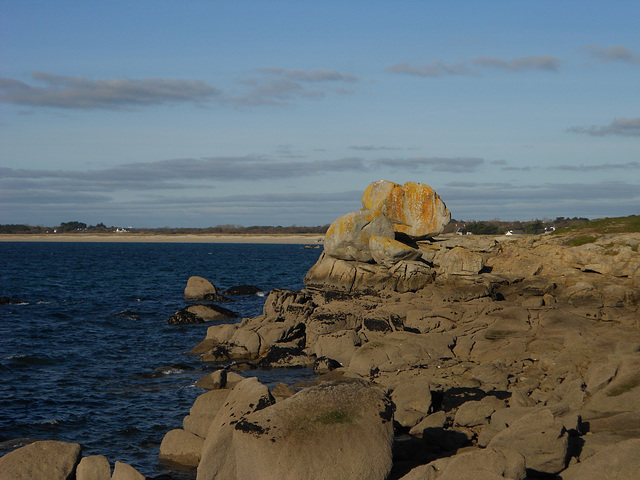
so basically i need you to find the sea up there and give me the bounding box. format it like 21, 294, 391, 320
0, 241, 323, 478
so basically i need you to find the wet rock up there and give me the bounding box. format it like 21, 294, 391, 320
257, 345, 312, 369
195, 369, 244, 390
224, 285, 264, 296
314, 356, 342, 373
168, 304, 239, 324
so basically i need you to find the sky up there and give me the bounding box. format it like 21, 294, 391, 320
1, 0, 639, 228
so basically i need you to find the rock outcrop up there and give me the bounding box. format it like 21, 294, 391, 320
161, 186, 639, 479
182, 226, 640, 479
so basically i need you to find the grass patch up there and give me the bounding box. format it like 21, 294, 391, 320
554, 215, 640, 236
565, 236, 597, 247
607, 373, 640, 397
314, 410, 353, 425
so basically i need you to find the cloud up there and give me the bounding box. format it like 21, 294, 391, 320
584, 44, 640, 64
387, 55, 560, 78
472, 55, 560, 72
440, 181, 640, 220
259, 68, 357, 82
552, 161, 640, 172
385, 61, 472, 77
567, 118, 640, 137
227, 67, 357, 106
0, 72, 221, 109
348, 145, 403, 151
0, 156, 368, 193
374, 157, 484, 173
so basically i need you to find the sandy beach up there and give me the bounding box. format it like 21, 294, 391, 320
0, 233, 325, 244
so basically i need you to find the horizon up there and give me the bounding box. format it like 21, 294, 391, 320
2, 1, 639, 227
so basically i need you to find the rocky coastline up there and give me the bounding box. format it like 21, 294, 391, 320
2, 181, 639, 480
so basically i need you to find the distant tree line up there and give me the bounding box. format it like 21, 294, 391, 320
0, 222, 330, 235
1, 217, 592, 236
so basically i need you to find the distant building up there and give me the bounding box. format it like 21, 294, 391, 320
544, 226, 556, 234
505, 230, 525, 236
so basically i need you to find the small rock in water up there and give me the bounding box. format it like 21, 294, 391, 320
224, 285, 264, 296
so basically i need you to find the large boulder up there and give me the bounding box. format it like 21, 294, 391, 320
0, 440, 81, 480
185, 276, 218, 300
362, 180, 450, 238
232, 379, 394, 480
197, 377, 275, 480
324, 209, 395, 262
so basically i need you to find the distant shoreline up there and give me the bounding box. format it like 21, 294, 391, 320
0, 233, 326, 244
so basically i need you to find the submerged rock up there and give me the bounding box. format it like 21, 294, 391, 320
224, 285, 264, 296
168, 304, 239, 324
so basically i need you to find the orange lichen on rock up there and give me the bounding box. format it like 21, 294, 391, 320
362, 180, 450, 238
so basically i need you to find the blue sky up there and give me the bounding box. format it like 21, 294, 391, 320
1, 1, 639, 227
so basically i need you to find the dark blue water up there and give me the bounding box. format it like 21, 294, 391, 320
0, 242, 322, 478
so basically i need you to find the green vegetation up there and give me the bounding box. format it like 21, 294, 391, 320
565, 236, 597, 247
554, 215, 640, 236
314, 410, 353, 425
